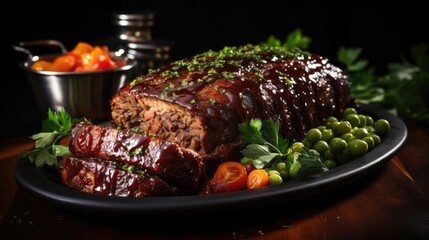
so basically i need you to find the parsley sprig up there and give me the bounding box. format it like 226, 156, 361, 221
19, 108, 82, 167
239, 119, 289, 169
238, 119, 328, 178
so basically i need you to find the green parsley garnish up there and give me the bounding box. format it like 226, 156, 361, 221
19, 108, 82, 167
238, 118, 328, 177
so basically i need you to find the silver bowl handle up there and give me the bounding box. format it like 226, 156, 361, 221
11, 39, 68, 58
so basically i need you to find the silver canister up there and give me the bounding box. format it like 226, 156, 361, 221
112, 11, 174, 75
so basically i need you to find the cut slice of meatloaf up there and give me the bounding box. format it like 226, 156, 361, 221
110, 45, 354, 174
68, 122, 205, 194
59, 156, 181, 197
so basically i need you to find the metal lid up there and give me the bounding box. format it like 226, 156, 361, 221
126, 39, 174, 53
112, 10, 157, 28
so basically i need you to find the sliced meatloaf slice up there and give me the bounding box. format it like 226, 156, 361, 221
60, 156, 181, 197
68, 122, 205, 194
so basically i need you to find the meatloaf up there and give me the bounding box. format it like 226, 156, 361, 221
110, 45, 353, 175
64, 122, 205, 195
60, 156, 181, 197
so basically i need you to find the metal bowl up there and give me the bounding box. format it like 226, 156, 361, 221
18, 51, 137, 123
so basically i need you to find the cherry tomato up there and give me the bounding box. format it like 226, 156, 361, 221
247, 169, 269, 189
213, 161, 247, 192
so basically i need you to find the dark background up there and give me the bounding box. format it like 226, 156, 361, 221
2, 1, 428, 141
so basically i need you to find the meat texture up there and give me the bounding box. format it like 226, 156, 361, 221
65, 122, 205, 195
60, 156, 181, 197
110, 45, 353, 174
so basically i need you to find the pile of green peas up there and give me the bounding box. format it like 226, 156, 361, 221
266, 107, 391, 186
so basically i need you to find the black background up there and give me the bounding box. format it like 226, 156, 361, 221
2, 1, 428, 141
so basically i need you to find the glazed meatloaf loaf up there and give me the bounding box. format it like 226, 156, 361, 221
110, 45, 353, 175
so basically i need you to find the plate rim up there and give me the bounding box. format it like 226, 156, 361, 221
14, 104, 408, 217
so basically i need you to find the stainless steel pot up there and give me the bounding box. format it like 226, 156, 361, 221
13, 40, 138, 122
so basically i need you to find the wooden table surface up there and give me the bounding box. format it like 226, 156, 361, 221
1, 121, 429, 239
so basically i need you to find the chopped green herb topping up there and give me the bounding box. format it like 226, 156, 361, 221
222, 71, 236, 79
130, 78, 139, 87
117, 163, 147, 176
275, 70, 294, 86
208, 68, 218, 75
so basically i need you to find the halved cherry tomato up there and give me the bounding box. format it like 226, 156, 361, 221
247, 169, 269, 189
213, 161, 247, 192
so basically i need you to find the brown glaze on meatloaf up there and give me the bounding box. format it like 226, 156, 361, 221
60, 156, 181, 197
68, 122, 205, 194
110, 45, 353, 175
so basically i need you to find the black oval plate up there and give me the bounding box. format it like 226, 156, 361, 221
14, 104, 407, 217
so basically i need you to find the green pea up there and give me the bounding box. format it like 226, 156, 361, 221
269, 174, 283, 186
317, 125, 327, 131
323, 160, 337, 169
374, 119, 390, 136
323, 149, 336, 161
313, 140, 330, 154
330, 137, 348, 154
333, 121, 352, 136
337, 149, 353, 165
362, 136, 375, 150
370, 134, 381, 146
349, 139, 368, 157
302, 138, 312, 147
344, 114, 360, 127
343, 107, 358, 118
326, 116, 339, 124
291, 142, 304, 153
279, 170, 289, 180
346, 135, 357, 143
358, 114, 367, 127
306, 128, 322, 142
276, 162, 287, 172
322, 129, 335, 142
364, 126, 376, 133
328, 120, 341, 130
309, 149, 320, 156
353, 127, 369, 139
268, 170, 280, 176
325, 117, 339, 129
365, 115, 374, 126
341, 133, 354, 141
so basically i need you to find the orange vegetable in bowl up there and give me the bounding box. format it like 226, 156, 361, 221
31, 42, 125, 72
